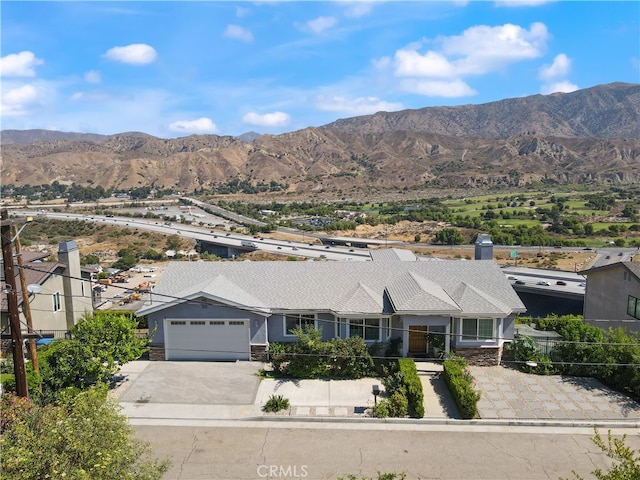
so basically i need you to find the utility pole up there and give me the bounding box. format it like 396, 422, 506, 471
14, 225, 39, 375
1, 209, 28, 397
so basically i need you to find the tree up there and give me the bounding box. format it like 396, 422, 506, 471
166, 234, 182, 251
566, 429, 639, 480
37, 313, 149, 401
435, 228, 464, 245
0, 387, 170, 480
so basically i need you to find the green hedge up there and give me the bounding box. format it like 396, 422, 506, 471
443, 356, 481, 419
377, 359, 424, 419
398, 359, 424, 418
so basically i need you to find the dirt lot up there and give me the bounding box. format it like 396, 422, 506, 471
330, 220, 595, 272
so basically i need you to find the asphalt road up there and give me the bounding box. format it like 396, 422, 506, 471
133, 423, 640, 480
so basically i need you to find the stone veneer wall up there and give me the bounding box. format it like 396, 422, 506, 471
251, 344, 268, 362
454, 346, 503, 366
149, 344, 165, 361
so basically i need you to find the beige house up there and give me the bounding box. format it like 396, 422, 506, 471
1, 241, 93, 339
583, 261, 640, 336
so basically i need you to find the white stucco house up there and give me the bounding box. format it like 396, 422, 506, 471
136, 254, 526, 365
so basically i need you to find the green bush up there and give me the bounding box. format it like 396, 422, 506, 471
398, 359, 424, 418
329, 336, 374, 378
443, 356, 481, 419
377, 359, 424, 419
372, 391, 408, 418
268, 326, 376, 379
263, 394, 290, 413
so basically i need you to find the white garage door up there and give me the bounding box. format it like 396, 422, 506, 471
164, 319, 251, 361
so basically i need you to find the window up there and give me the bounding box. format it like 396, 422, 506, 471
284, 314, 316, 336
170, 320, 186, 325
461, 318, 494, 342
628, 296, 640, 320
210, 321, 225, 326
229, 321, 245, 326
190, 321, 205, 325
346, 318, 382, 342
52, 292, 61, 312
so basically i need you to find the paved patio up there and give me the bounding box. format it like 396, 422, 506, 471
470, 365, 640, 421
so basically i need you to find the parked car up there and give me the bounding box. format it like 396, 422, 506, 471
536, 281, 551, 286
515, 280, 526, 285
556, 281, 567, 286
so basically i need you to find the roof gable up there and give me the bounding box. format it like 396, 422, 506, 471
584, 261, 640, 282
385, 271, 460, 313
336, 282, 383, 314
451, 282, 513, 316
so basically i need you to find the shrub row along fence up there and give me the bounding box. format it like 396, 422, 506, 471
443, 356, 481, 419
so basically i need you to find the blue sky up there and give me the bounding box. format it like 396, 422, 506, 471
1, 1, 638, 138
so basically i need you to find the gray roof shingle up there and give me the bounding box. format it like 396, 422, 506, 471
137, 259, 526, 317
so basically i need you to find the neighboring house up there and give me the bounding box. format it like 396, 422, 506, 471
136, 256, 526, 365
583, 261, 640, 336
1, 241, 94, 338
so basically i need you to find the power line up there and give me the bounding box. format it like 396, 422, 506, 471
16, 263, 640, 348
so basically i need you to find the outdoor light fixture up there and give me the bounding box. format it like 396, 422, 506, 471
525, 361, 538, 368
372, 384, 380, 405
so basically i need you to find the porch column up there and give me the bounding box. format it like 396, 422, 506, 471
445, 323, 451, 357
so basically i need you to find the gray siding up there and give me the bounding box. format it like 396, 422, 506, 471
584, 266, 640, 335
149, 299, 267, 345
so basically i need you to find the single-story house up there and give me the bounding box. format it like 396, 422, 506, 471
583, 261, 640, 336
136, 256, 526, 365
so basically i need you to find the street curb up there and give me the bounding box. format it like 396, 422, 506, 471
245, 415, 640, 428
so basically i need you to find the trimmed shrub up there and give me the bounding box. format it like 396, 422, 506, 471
398, 359, 424, 418
443, 356, 481, 419
372, 391, 408, 418
377, 359, 424, 419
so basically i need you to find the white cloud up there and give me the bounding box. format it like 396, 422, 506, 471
1, 84, 42, 116
400, 79, 477, 97
394, 50, 456, 78
104, 44, 157, 65
84, 70, 102, 84
316, 95, 403, 115
224, 24, 254, 43
168, 117, 218, 133
339, 1, 375, 18
307, 16, 337, 34
540, 81, 578, 95
0, 51, 44, 77
441, 22, 548, 75
383, 22, 549, 97
539, 53, 571, 80
242, 111, 290, 127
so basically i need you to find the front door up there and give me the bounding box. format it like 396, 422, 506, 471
408, 325, 427, 356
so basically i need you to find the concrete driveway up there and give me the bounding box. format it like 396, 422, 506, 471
114, 361, 263, 404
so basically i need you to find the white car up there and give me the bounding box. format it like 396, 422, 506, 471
536, 281, 551, 286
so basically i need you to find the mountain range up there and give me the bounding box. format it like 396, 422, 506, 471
1, 82, 638, 197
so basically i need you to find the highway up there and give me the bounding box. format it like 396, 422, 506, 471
12, 210, 372, 262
